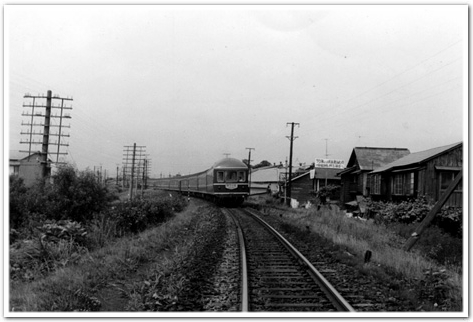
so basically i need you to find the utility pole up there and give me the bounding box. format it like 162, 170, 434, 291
123, 144, 148, 200
286, 122, 299, 206
324, 138, 330, 187
20, 90, 73, 181
41, 91, 52, 179
129, 143, 136, 200
246, 147, 255, 195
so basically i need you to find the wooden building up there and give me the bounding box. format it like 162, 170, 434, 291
368, 142, 462, 207
287, 167, 341, 207
337, 147, 410, 204
9, 151, 51, 187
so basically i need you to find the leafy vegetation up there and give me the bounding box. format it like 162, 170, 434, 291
367, 197, 462, 237
10, 201, 198, 312
9, 165, 112, 235
9, 166, 187, 310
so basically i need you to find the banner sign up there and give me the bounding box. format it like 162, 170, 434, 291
314, 158, 345, 169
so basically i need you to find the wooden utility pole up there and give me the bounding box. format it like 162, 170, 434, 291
123, 144, 147, 194
403, 170, 462, 251
129, 143, 136, 200
246, 147, 255, 195
20, 90, 73, 179
41, 90, 52, 179
286, 122, 299, 206
324, 138, 330, 187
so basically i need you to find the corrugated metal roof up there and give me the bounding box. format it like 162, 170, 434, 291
371, 142, 462, 174
348, 147, 410, 171
251, 166, 285, 182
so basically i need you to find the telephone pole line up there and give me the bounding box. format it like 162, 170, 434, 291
324, 138, 330, 187
20, 90, 73, 180
129, 143, 136, 200
286, 122, 299, 206
246, 147, 255, 195
122, 144, 148, 200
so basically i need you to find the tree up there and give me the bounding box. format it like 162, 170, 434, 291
253, 160, 272, 169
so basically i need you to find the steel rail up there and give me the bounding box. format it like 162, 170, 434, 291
223, 208, 249, 311
243, 208, 356, 312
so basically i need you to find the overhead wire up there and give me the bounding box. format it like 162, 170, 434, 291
257, 41, 463, 161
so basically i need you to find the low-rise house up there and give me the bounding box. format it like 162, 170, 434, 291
9, 150, 52, 186
337, 147, 410, 204
289, 167, 341, 206
368, 142, 462, 207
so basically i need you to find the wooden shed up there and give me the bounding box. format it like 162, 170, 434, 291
337, 147, 410, 204
368, 142, 462, 207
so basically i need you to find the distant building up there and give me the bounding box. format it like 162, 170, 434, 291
249, 165, 287, 195
250, 164, 311, 196
289, 167, 342, 206
337, 147, 410, 204
9, 150, 52, 186
311, 167, 342, 191
368, 142, 462, 207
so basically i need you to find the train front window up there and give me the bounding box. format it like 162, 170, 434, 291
237, 171, 246, 182
225, 171, 238, 183
217, 171, 224, 183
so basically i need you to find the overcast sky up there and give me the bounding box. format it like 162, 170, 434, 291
6, 5, 467, 177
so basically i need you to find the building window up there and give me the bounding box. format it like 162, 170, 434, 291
371, 174, 381, 194
439, 171, 462, 192
392, 172, 414, 196
407, 172, 414, 195
393, 174, 403, 195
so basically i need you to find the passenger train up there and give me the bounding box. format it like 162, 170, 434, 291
153, 157, 250, 206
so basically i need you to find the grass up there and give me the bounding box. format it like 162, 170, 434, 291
9, 200, 201, 312
257, 198, 463, 311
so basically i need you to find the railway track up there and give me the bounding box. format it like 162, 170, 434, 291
222, 207, 355, 312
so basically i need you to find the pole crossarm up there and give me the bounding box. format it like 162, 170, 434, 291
20, 90, 73, 166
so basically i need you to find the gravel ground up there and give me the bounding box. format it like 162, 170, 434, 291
251, 207, 425, 312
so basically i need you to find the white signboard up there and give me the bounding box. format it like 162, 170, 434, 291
314, 158, 345, 169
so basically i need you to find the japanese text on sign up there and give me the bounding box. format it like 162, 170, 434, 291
314, 158, 345, 169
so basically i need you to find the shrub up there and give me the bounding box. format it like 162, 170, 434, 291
367, 197, 462, 237
9, 165, 115, 234
46, 166, 111, 223
100, 195, 186, 237
9, 175, 29, 229
38, 220, 88, 245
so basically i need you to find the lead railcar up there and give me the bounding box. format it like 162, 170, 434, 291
154, 157, 249, 205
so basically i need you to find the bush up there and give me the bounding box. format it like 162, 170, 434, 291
9, 165, 114, 234
100, 195, 186, 237
46, 166, 111, 222
9, 175, 29, 229
368, 197, 462, 237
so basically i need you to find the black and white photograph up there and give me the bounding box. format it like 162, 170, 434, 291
5, 3, 467, 318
